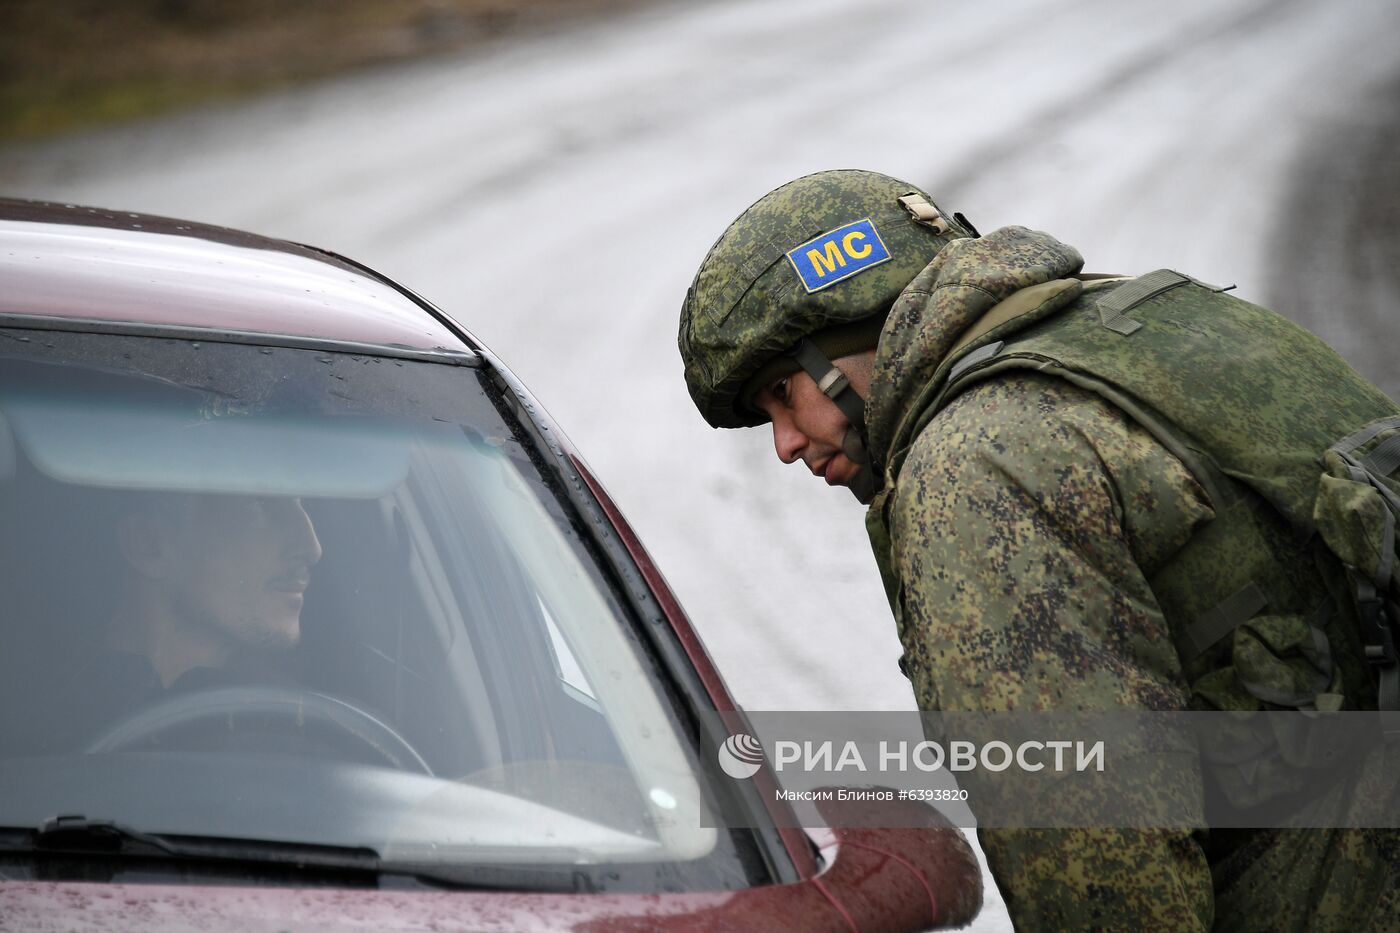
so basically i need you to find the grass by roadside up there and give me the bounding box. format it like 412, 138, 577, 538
0, 0, 643, 143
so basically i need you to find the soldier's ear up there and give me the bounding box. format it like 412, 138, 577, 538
117, 512, 177, 580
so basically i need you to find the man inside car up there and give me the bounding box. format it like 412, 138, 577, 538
51, 491, 325, 752
108, 492, 324, 689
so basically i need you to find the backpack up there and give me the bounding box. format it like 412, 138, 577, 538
1318, 415, 1400, 710
922, 269, 1400, 714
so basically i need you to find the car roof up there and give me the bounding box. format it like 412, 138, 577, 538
0, 199, 468, 352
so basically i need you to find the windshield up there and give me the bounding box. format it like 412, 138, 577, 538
0, 326, 750, 891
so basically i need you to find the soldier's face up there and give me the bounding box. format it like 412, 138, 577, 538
753, 372, 864, 490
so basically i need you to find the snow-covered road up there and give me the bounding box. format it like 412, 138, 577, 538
4, 2, 1398, 928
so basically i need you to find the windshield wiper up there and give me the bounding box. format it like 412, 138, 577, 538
3, 815, 382, 875
34, 815, 180, 855
3, 816, 587, 891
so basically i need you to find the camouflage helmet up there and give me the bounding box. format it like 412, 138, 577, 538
678, 169, 974, 429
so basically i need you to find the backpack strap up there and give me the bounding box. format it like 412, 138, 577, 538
1364, 433, 1400, 478
1175, 582, 1269, 659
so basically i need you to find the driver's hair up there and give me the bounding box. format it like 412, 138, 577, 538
118, 490, 198, 523
110, 490, 203, 589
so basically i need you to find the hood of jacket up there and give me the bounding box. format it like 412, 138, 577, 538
865, 226, 1086, 476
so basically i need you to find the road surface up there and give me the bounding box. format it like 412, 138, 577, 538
4, 1, 1398, 927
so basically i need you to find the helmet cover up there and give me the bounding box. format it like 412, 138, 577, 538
678, 169, 971, 428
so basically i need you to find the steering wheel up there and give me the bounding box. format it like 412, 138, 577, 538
84, 685, 433, 776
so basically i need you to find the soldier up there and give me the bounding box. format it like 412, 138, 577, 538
677, 169, 1400, 930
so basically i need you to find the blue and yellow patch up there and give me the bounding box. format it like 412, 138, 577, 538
786, 218, 891, 294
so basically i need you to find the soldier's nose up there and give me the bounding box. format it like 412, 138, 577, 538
771, 415, 805, 465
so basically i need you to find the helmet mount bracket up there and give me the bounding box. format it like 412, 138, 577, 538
898, 193, 949, 235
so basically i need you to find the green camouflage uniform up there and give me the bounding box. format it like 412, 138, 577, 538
679, 171, 1400, 929
863, 226, 1400, 931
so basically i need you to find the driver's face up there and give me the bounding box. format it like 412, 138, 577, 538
160, 495, 323, 651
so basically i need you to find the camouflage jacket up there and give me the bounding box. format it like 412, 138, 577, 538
862, 227, 1400, 931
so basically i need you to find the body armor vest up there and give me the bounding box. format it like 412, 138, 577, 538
869, 270, 1400, 723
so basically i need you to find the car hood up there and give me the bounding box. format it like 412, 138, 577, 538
0, 880, 852, 932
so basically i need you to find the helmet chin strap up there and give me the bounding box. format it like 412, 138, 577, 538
791, 339, 878, 504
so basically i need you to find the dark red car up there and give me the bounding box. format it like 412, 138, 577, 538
0, 199, 980, 931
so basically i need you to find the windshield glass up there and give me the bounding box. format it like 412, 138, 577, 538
0, 326, 748, 890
